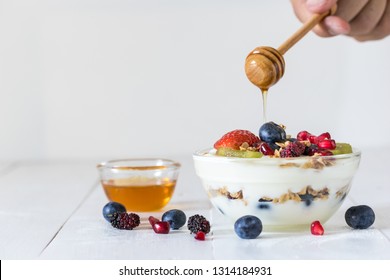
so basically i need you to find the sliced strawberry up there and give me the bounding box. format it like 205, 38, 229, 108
214, 130, 260, 150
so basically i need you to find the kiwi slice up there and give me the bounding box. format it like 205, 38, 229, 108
216, 147, 262, 158
331, 143, 353, 155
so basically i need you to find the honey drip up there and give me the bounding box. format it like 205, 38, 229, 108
261, 89, 268, 123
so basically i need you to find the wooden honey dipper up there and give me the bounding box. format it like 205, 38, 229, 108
245, 6, 337, 91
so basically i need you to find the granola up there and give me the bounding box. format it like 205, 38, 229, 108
259, 185, 330, 205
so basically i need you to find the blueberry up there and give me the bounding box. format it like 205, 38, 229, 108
304, 144, 319, 156
345, 205, 375, 229
266, 141, 280, 151
258, 203, 270, 210
102, 202, 126, 222
259, 122, 286, 143
299, 193, 314, 206
234, 215, 262, 239
162, 209, 187, 229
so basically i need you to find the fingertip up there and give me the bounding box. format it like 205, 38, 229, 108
306, 0, 337, 13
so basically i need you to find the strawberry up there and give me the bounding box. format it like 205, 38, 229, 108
214, 130, 260, 150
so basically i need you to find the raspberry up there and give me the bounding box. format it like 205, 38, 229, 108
214, 130, 260, 150
111, 212, 140, 230
187, 214, 211, 234
280, 141, 306, 158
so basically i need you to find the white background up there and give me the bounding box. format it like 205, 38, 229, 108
1, 0, 390, 161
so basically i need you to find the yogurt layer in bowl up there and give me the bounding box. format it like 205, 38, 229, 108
193, 147, 361, 231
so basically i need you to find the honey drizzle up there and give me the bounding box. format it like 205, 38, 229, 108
261, 89, 268, 123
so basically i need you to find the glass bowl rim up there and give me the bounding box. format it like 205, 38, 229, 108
193, 147, 361, 162
97, 158, 181, 171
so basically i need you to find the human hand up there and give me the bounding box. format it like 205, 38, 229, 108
290, 0, 390, 41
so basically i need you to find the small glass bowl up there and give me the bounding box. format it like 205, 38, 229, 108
97, 158, 181, 212
193, 148, 361, 231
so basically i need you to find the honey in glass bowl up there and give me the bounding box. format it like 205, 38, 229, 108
97, 159, 180, 212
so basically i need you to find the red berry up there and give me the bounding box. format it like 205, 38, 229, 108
280, 141, 306, 158
318, 139, 336, 150
260, 142, 274, 156
110, 212, 140, 230
214, 130, 260, 150
297, 131, 311, 141
310, 132, 332, 145
318, 132, 331, 139
311, 220, 324, 235
194, 231, 206, 241
148, 216, 160, 226
153, 221, 170, 234
308, 134, 317, 144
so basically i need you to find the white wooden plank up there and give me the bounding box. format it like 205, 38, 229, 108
0, 162, 18, 176
40, 152, 390, 259
212, 199, 390, 259
40, 156, 214, 259
2, 149, 390, 259
40, 186, 214, 259
348, 148, 390, 242
0, 161, 99, 259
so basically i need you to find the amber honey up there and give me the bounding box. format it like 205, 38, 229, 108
102, 176, 176, 211
261, 89, 268, 122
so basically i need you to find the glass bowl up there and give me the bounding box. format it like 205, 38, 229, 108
97, 158, 181, 212
193, 148, 361, 231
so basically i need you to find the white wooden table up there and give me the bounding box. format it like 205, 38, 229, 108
1, 148, 390, 260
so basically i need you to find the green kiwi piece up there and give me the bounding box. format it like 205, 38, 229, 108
216, 147, 262, 158
332, 143, 353, 155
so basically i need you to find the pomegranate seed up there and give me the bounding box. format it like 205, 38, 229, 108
152, 221, 170, 234
260, 142, 274, 156
318, 139, 336, 150
308, 134, 317, 144
297, 131, 311, 141
318, 132, 331, 139
194, 231, 206, 241
148, 216, 160, 226
311, 220, 324, 235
